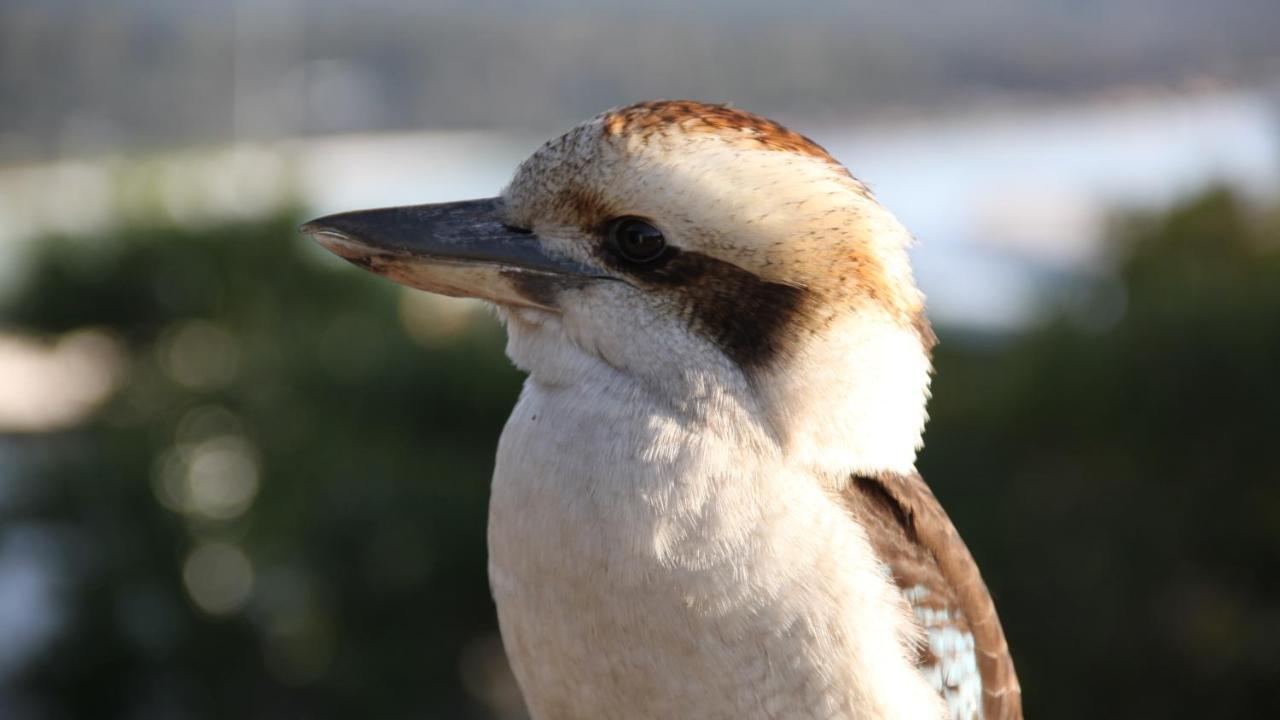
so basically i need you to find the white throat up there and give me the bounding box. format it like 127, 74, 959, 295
499, 299, 932, 480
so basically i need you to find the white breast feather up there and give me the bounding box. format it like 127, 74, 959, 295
487, 312, 944, 720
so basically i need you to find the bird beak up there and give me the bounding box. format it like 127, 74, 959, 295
300, 197, 600, 310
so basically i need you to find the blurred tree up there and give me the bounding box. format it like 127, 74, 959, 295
921, 187, 1280, 719
0, 187, 1277, 719
1, 214, 524, 719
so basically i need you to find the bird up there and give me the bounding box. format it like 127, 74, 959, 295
302, 100, 1021, 720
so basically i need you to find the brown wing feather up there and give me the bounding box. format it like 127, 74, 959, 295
844, 472, 1022, 720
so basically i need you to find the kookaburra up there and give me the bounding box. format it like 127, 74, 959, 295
303, 101, 1021, 719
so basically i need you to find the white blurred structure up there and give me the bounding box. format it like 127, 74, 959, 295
0, 86, 1275, 359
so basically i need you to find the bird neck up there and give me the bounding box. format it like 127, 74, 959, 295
489, 312, 942, 720
502, 304, 931, 481
754, 307, 932, 480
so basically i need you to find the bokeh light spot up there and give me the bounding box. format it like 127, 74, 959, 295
0, 328, 127, 431
152, 434, 260, 521
182, 541, 254, 616
186, 436, 261, 520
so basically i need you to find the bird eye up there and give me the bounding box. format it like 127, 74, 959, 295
607, 217, 667, 264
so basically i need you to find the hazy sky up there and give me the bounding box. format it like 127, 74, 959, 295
3, 0, 1278, 162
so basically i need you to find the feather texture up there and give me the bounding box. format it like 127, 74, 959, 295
846, 472, 1022, 719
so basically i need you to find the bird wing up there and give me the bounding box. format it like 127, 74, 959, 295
843, 471, 1022, 720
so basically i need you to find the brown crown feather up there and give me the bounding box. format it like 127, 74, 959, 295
601, 100, 869, 196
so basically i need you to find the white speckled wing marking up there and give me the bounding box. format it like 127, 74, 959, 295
844, 472, 1023, 720
904, 585, 983, 718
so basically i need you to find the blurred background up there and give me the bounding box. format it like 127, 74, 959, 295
1, 1, 1278, 718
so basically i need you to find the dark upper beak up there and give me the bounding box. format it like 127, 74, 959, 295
299, 197, 596, 277
300, 197, 605, 308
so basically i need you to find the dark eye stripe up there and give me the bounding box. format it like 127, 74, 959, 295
589, 217, 808, 369
669, 252, 807, 369
624, 247, 808, 369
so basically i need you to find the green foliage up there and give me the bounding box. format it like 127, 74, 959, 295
920, 187, 1280, 718
2, 213, 523, 718
2, 187, 1278, 718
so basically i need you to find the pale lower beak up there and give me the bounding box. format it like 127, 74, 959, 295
301, 197, 602, 309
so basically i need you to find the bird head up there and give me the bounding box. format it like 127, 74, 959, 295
304, 101, 934, 476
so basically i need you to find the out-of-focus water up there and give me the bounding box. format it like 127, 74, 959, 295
826, 87, 1280, 328
1, 87, 1276, 330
